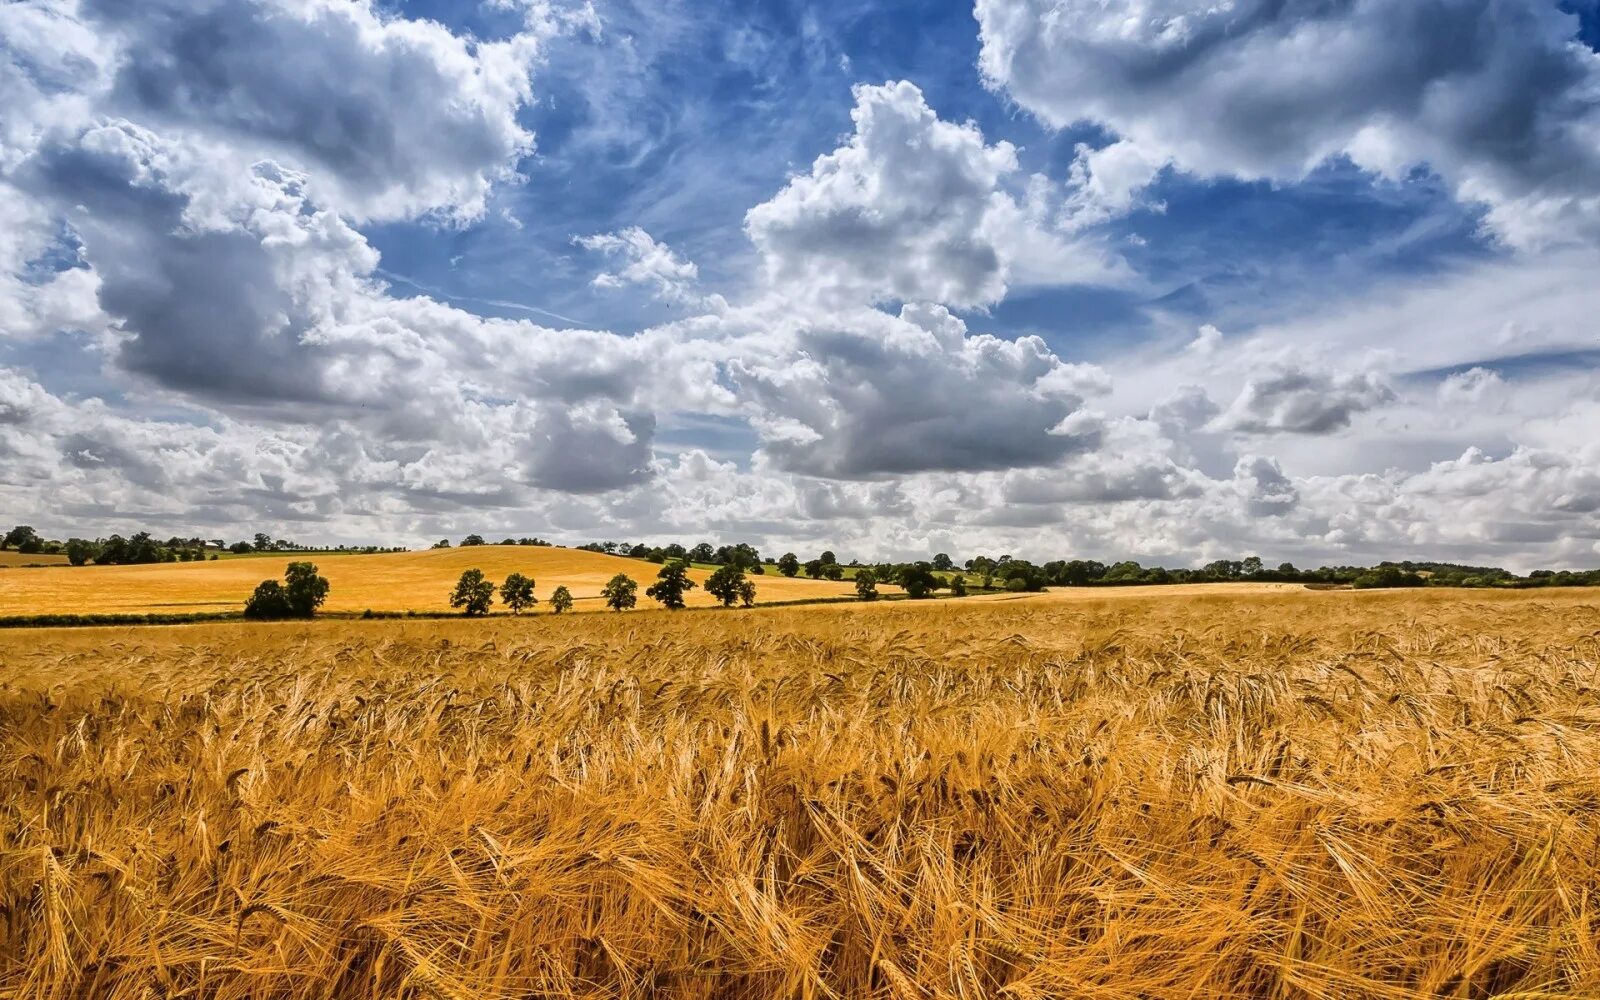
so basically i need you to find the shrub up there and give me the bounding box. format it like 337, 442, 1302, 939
855, 569, 879, 602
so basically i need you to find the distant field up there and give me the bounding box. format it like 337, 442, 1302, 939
0, 544, 877, 616
3, 588, 1598, 999
0, 550, 68, 567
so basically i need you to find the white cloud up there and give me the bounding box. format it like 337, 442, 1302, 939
977, 0, 1600, 247
1211, 367, 1396, 436
745, 80, 1122, 309
575, 227, 718, 307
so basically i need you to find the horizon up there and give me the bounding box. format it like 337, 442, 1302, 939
4, 1, 1599, 573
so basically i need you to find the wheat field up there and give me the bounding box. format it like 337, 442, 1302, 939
0, 546, 870, 617
3, 588, 1599, 998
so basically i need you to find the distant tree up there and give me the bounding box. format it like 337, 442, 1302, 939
819, 550, 837, 566
450, 569, 495, 616
500, 538, 517, 546
949, 574, 967, 597
1241, 556, 1264, 577
804, 558, 825, 579
777, 552, 800, 577
433, 539, 452, 549
243, 581, 293, 620
705, 564, 747, 607
602, 573, 638, 611
283, 562, 330, 617
647, 559, 697, 610
854, 568, 879, 601
4, 526, 42, 554
550, 585, 574, 614
501, 572, 537, 614
253, 532, 275, 552
229, 541, 254, 554
823, 563, 844, 581
932, 552, 954, 571
461, 534, 486, 547
736, 578, 757, 607
896, 563, 939, 599
689, 542, 716, 563
662, 543, 688, 560
64, 538, 97, 566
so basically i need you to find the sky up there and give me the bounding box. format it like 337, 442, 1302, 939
2, 0, 1600, 570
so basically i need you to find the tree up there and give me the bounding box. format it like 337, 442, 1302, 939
229, 541, 254, 554
819, 550, 837, 566
450, 569, 495, 616
253, 532, 275, 552
949, 574, 967, 597
855, 568, 879, 601
64, 538, 97, 566
432, 539, 452, 549
243, 581, 293, 620
804, 559, 825, 579
283, 562, 330, 617
1241, 555, 1264, 577
501, 572, 537, 614
550, 585, 574, 614
823, 563, 844, 581
896, 563, 939, 599
647, 559, 697, 609
602, 573, 638, 611
461, 534, 486, 547
689, 542, 716, 563
932, 552, 954, 571
4, 526, 41, 554
705, 564, 747, 607
777, 552, 800, 577
736, 578, 757, 608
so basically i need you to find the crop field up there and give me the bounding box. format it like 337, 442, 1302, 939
3, 588, 1600, 998
0, 545, 871, 617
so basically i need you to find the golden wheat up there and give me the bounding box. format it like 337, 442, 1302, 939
2, 589, 1598, 998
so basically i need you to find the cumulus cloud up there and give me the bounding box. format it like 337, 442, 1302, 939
728, 303, 1108, 478
976, 0, 1600, 246
1211, 367, 1396, 436
575, 227, 712, 306
745, 80, 1119, 308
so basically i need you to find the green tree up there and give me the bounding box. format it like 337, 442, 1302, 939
602, 573, 638, 611
4, 526, 42, 554
777, 552, 800, 577
932, 552, 954, 571
896, 563, 938, 599
461, 534, 486, 547
283, 562, 330, 617
646, 558, 697, 609
949, 574, 967, 597
432, 538, 452, 549
736, 578, 757, 607
550, 585, 574, 614
243, 580, 293, 620
64, 538, 97, 566
855, 568, 879, 601
705, 564, 747, 607
501, 572, 537, 614
450, 568, 495, 616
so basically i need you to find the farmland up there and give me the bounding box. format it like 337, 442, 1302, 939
3, 588, 1599, 998
0, 545, 872, 617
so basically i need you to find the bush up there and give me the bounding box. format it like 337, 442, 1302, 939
243, 581, 294, 620
855, 569, 879, 601
450, 569, 495, 616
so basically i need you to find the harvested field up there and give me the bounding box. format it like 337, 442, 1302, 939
3, 589, 1599, 998
0, 545, 869, 617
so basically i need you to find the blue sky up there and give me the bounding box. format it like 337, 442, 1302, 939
2, 0, 1600, 568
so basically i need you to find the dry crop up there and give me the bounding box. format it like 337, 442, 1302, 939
2, 588, 1599, 998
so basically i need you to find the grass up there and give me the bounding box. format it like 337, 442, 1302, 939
2, 587, 1598, 998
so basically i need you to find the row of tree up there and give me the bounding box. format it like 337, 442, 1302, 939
448, 570, 575, 616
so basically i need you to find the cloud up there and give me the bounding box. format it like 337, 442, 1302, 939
976, 0, 1600, 247
575, 227, 714, 306
1234, 454, 1299, 518
745, 80, 1119, 309
727, 303, 1108, 478
1210, 367, 1396, 436
75, 0, 551, 223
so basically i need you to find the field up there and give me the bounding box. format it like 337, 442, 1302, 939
0, 545, 872, 617
3, 587, 1599, 998
0, 551, 67, 568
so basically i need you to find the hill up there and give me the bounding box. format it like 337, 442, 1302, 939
0, 544, 870, 616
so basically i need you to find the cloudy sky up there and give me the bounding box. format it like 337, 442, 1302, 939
3, 0, 1599, 569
